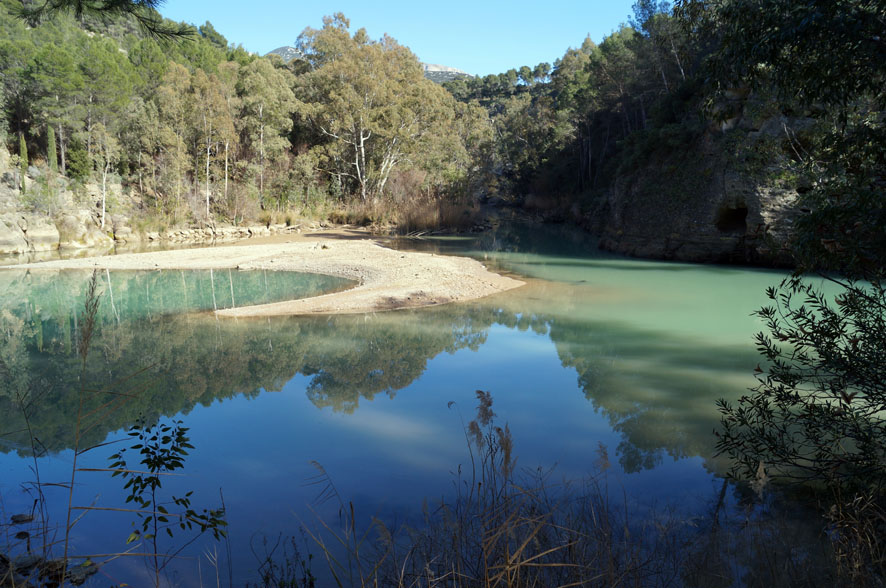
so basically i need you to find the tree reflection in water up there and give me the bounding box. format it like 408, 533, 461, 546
1, 266, 757, 478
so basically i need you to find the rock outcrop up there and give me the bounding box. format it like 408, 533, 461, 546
0, 210, 109, 255
56, 210, 114, 249
594, 117, 807, 266
0, 215, 28, 253
421, 63, 473, 83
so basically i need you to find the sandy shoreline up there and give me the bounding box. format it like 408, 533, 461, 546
0, 237, 525, 316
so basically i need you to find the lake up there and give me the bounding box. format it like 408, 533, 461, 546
0, 223, 808, 586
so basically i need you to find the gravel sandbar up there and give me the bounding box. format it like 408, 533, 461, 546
1, 239, 525, 316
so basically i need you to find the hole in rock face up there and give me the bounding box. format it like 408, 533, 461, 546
716, 206, 748, 233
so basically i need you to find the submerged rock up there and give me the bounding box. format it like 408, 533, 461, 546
65, 561, 98, 586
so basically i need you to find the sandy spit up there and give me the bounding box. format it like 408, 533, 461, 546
1, 239, 525, 317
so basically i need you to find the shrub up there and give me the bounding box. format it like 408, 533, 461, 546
717, 277, 886, 490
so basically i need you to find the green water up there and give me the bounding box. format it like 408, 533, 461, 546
0, 267, 351, 323
0, 224, 814, 585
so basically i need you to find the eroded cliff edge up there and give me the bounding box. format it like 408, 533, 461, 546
589, 108, 810, 268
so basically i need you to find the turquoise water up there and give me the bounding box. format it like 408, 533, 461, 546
0, 225, 812, 585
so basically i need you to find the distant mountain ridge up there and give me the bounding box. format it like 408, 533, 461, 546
265, 46, 472, 83
266, 46, 304, 63
421, 63, 472, 83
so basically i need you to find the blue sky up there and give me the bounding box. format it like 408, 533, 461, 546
159, 0, 637, 76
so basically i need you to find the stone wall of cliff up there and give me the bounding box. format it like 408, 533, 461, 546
591, 113, 811, 267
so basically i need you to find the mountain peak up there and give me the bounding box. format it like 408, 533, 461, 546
266, 46, 303, 62
421, 63, 472, 83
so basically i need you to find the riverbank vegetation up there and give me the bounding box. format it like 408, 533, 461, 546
0, 5, 489, 233
0, 0, 822, 237
690, 0, 886, 582
2, 0, 877, 245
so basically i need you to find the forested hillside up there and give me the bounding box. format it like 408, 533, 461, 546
437, 1, 814, 265
1, 0, 882, 269
0, 6, 488, 245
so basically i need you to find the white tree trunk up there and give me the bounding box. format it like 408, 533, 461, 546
100, 160, 108, 229
204, 114, 212, 219
259, 104, 264, 202
58, 123, 66, 174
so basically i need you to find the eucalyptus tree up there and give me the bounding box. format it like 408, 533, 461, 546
192, 69, 234, 218
294, 14, 460, 201
155, 63, 192, 214
18, 132, 27, 192
237, 58, 295, 205
215, 61, 240, 205
47, 125, 57, 171
118, 96, 161, 197
90, 121, 119, 228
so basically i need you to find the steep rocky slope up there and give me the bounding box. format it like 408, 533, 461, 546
0, 146, 113, 255
592, 113, 808, 267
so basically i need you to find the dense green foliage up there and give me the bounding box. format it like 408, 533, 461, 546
0, 4, 487, 226
1, 0, 802, 230
109, 418, 226, 585
442, 1, 696, 201
293, 14, 472, 203
0, 0, 720, 227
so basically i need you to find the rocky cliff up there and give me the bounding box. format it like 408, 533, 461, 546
421, 63, 472, 83
0, 146, 114, 256
592, 114, 808, 267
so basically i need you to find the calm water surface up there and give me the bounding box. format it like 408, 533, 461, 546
0, 224, 809, 585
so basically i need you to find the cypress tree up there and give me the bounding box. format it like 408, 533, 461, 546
47, 126, 57, 173
19, 133, 27, 193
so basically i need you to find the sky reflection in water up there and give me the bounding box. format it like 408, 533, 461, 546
0, 225, 798, 585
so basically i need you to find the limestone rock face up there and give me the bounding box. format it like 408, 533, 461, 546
57, 210, 113, 249
0, 215, 28, 254
110, 214, 133, 241
19, 215, 61, 251
594, 123, 803, 267
0, 213, 61, 254
0, 146, 109, 255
